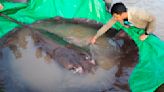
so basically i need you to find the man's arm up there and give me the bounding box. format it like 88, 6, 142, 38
145, 15, 156, 34
138, 9, 156, 34
90, 17, 116, 44
135, 8, 156, 41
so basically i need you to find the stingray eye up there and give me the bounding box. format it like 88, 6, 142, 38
69, 66, 76, 71
85, 56, 90, 60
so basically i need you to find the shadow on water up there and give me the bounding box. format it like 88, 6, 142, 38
0, 20, 139, 92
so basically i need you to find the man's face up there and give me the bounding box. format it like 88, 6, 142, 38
113, 13, 125, 22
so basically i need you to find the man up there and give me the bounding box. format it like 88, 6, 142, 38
90, 2, 156, 44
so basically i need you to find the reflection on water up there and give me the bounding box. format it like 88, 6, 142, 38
35, 47, 43, 59
9, 45, 22, 59
0, 36, 117, 92
0, 24, 132, 92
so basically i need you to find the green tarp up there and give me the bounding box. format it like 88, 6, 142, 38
0, 0, 121, 38
119, 25, 164, 92
0, 0, 164, 92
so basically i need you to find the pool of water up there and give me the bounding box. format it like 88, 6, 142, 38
0, 22, 136, 92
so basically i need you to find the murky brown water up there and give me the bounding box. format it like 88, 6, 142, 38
1, 16, 163, 92
0, 21, 138, 92
31, 19, 123, 70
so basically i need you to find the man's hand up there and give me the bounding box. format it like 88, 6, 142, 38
90, 36, 97, 44
0, 3, 3, 10
140, 34, 148, 41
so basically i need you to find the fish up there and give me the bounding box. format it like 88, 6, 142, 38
31, 19, 122, 70
32, 30, 96, 74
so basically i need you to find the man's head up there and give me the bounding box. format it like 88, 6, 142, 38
111, 2, 128, 21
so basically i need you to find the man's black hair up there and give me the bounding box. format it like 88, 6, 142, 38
111, 2, 127, 15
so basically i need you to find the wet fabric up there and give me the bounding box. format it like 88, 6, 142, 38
0, 2, 27, 38
119, 25, 164, 92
